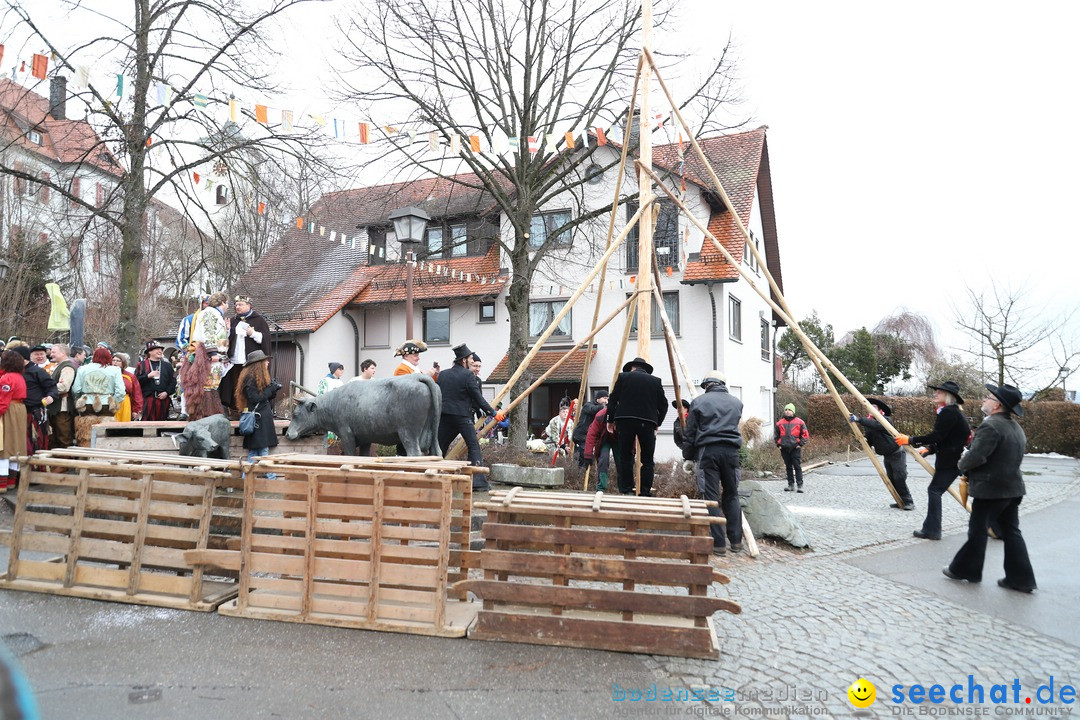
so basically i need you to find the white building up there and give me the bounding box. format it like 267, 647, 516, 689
235, 127, 786, 460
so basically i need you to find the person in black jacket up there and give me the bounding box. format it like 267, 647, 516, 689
897, 381, 971, 540
13, 345, 58, 453
850, 398, 914, 511
606, 356, 668, 496
572, 390, 608, 466
232, 350, 281, 462
436, 344, 503, 491
219, 295, 272, 412
682, 370, 743, 555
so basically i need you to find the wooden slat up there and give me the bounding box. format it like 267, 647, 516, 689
481, 523, 713, 555
64, 470, 91, 588
479, 549, 714, 586
453, 580, 740, 616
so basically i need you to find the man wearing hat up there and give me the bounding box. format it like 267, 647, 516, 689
897, 380, 971, 540
47, 343, 78, 449
682, 370, 743, 555
135, 341, 177, 420
18, 345, 59, 453
775, 403, 809, 492
219, 295, 271, 411
436, 344, 503, 490
944, 384, 1035, 592
393, 339, 437, 378
29, 345, 53, 374
850, 398, 914, 510
606, 357, 668, 496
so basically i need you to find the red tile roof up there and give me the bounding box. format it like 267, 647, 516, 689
0, 78, 122, 177
352, 244, 505, 305
486, 347, 596, 385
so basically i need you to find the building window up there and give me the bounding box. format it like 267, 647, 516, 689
585, 164, 604, 185
761, 318, 770, 361
426, 222, 468, 258
27, 129, 43, 145
745, 232, 761, 273
68, 236, 80, 262
728, 295, 742, 342
629, 291, 680, 337
423, 307, 450, 345
95, 182, 104, 207
38, 171, 50, 203
71, 176, 81, 208
528, 210, 572, 249
367, 227, 387, 265
363, 308, 389, 348
427, 226, 443, 256
215, 185, 229, 205
625, 199, 680, 271
529, 300, 570, 338
478, 301, 495, 323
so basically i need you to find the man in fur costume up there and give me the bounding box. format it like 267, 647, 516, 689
179, 292, 229, 420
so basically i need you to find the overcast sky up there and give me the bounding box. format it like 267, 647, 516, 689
10, 0, 1080, 386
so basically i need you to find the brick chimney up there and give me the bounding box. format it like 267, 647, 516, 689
49, 76, 67, 120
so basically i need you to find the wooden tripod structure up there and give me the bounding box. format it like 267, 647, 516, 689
452, 0, 964, 513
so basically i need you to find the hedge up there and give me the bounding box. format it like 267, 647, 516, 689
807, 395, 1080, 457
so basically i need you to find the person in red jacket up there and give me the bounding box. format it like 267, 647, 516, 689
775, 403, 809, 492
584, 406, 617, 491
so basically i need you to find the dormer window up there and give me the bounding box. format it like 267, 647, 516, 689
27, 129, 43, 145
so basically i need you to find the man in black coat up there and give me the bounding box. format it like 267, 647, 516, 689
606, 356, 668, 496
219, 295, 272, 411
682, 371, 743, 554
15, 345, 58, 452
572, 390, 608, 467
897, 380, 971, 540
850, 397, 914, 510
944, 384, 1035, 592
436, 344, 503, 491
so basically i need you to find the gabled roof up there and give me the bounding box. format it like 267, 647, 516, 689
0, 78, 122, 177
351, 244, 505, 306
231, 227, 372, 333
486, 348, 596, 385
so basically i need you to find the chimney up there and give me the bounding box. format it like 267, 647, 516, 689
49, 76, 67, 120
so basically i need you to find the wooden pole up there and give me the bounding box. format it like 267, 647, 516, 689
635, 0, 654, 357
636, 159, 962, 507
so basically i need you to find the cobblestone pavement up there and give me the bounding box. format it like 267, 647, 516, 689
641, 454, 1080, 717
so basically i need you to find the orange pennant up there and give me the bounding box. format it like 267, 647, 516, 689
257, 202, 266, 215
469, 135, 481, 152
296, 217, 304, 229
31, 53, 48, 80
595, 127, 607, 146
254, 105, 268, 124
192, 172, 200, 184
358, 122, 369, 144
665, 266, 673, 276
564, 131, 575, 149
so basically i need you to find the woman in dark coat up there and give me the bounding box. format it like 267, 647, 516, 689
232, 350, 280, 461
897, 381, 971, 540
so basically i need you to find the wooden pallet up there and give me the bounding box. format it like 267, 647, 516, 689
2, 450, 241, 611
90, 421, 325, 456
456, 489, 740, 659
213, 457, 478, 637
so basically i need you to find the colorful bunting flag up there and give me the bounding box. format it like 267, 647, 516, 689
115, 74, 125, 99
428, 132, 440, 151
449, 135, 460, 154
255, 105, 268, 124
309, 113, 325, 126
282, 109, 293, 131
564, 131, 575, 149
75, 65, 89, 89
0, 46, 4, 68
257, 202, 266, 215
526, 136, 539, 154
296, 217, 304, 229
155, 82, 172, 106
470, 135, 481, 152
192, 93, 209, 108
595, 127, 607, 146
31, 53, 48, 80
358, 122, 369, 144
228, 97, 238, 122
192, 172, 200, 184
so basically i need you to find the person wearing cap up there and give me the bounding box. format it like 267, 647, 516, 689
572, 390, 608, 467
850, 398, 914, 510
682, 370, 744, 555
29, 345, 52, 374
436, 343, 504, 491
232, 350, 282, 462
219, 295, 271, 412
896, 380, 972, 540
606, 357, 668, 496
943, 384, 1035, 592
135, 341, 177, 421
318, 363, 347, 453
47, 343, 77, 448
17, 345, 58, 453
775, 403, 810, 492
393, 339, 438, 378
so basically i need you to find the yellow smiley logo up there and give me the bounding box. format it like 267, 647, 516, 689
848, 678, 876, 708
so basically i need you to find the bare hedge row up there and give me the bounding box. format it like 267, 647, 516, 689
807, 395, 1080, 457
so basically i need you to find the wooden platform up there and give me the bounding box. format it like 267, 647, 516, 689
207, 454, 480, 637
90, 420, 325, 456
457, 489, 740, 659
2, 450, 242, 611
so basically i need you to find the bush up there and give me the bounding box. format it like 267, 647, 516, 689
1016, 401, 1080, 456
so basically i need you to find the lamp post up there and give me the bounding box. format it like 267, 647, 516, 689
1060, 366, 1070, 398
388, 206, 430, 339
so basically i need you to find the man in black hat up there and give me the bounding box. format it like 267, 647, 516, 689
606, 357, 668, 496
17, 345, 58, 452
896, 380, 971, 540
850, 398, 915, 511
135, 340, 177, 420
943, 384, 1035, 592
436, 343, 504, 490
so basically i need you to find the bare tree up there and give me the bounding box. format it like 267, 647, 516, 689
335, 0, 743, 442
2, 0, 329, 350
953, 281, 1079, 394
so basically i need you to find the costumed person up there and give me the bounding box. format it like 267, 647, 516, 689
584, 405, 617, 492
850, 398, 914, 510
318, 362, 346, 454
112, 353, 142, 422
135, 341, 177, 421
469, 353, 485, 420
233, 350, 281, 463
47, 343, 77, 449
72, 347, 125, 446
0, 349, 29, 490
775, 403, 809, 492
943, 384, 1036, 592
29, 345, 51, 372
606, 356, 668, 496
14, 345, 58, 454
896, 380, 971, 541
393, 339, 438, 377
218, 295, 272, 413
436, 343, 503, 491
180, 291, 229, 421
572, 391, 608, 467
543, 401, 574, 457
682, 370, 744, 556
175, 294, 209, 350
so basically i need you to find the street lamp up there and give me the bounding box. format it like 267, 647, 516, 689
0, 259, 10, 281
1060, 366, 1070, 397
388, 206, 430, 339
